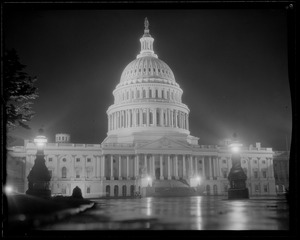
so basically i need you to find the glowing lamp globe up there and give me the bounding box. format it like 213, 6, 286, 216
229, 142, 243, 153
34, 135, 47, 148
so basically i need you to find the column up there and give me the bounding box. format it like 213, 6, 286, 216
101, 155, 105, 180
209, 156, 213, 180
189, 155, 193, 177
96, 155, 101, 179
183, 155, 186, 178
195, 156, 198, 176
136, 155, 140, 176
160, 109, 164, 127
270, 158, 274, 178
119, 155, 122, 180
140, 109, 143, 126
160, 155, 163, 180
167, 155, 171, 179
71, 155, 76, 179
126, 155, 130, 179
175, 155, 179, 179
187, 115, 189, 130
56, 154, 60, 178
110, 155, 114, 180
144, 155, 147, 175
202, 156, 206, 179
152, 155, 155, 178
146, 108, 150, 126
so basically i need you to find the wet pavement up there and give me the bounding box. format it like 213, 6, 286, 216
41, 196, 289, 230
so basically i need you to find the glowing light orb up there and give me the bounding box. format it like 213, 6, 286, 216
5, 185, 13, 194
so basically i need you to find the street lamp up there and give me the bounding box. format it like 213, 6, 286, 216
26, 128, 51, 198
227, 135, 249, 199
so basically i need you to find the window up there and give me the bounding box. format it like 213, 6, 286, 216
223, 160, 227, 164
143, 89, 146, 98
222, 170, 227, 178
87, 187, 90, 194
262, 160, 266, 164
61, 188, 66, 194
76, 158, 80, 162
155, 89, 158, 98
48, 158, 53, 162
254, 160, 257, 164
87, 158, 91, 163
76, 170, 80, 178
255, 185, 259, 192
262, 171, 267, 178
162, 90, 164, 99
137, 90, 140, 98
254, 171, 258, 178
243, 160, 246, 164
264, 185, 268, 192
62, 167, 67, 178
198, 160, 202, 164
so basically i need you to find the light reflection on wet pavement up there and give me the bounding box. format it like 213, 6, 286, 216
41, 196, 289, 230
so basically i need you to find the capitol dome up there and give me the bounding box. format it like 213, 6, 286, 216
104, 18, 195, 145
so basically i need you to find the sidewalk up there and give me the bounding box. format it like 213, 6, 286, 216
3, 193, 95, 234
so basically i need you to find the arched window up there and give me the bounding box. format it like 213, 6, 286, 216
143, 89, 146, 98
62, 167, 67, 178
149, 89, 152, 98
137, 89, 140, 98
114, 185, 119, 197
106, 185, 110, 197
162, 90, 164, 99
122, 185, 127, 196
155, 89, 158, 98
87, 187, 90, 194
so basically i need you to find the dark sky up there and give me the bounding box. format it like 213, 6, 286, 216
4, 6, 292, 150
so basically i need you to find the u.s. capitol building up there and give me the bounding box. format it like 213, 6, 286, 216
8, 19, 276, 198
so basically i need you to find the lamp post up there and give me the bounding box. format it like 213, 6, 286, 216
26, 129, 51, 198
227, 135, 249, 199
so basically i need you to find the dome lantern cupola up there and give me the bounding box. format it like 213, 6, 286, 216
137, 18, 158, 59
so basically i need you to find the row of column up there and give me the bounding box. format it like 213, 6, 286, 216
103, 154, 224, 180
116, 88, 180, 104
108, 108, 189, 131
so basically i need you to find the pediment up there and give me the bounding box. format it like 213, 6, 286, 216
137, 136, 193, 150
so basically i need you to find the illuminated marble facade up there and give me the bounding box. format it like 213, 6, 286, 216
8, 19, 276, 198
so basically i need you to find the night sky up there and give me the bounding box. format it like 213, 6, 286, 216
4, 6, 292, 150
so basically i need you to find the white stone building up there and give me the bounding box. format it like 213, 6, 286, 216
8, 19, 276, 198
